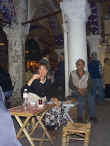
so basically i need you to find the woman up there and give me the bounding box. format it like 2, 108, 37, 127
23, 62, 67, 130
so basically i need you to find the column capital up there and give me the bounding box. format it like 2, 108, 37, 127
60, 0, 91, 22
4, 24, 26, 41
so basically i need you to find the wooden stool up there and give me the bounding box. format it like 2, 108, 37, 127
62, 122, 91, 146
68, 105, 77, 122
63, 98, 78, 121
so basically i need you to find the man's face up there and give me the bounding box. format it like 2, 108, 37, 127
38, 65, 48, 78
76, 60, 85, 71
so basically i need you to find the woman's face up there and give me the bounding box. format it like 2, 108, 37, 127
38, 65, 48, 78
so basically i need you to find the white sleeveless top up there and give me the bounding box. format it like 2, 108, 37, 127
71, 70, 89, 89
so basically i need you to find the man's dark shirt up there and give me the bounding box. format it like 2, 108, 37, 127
88, 60, 102, 79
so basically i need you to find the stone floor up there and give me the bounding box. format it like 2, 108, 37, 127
13, 100, 110, 146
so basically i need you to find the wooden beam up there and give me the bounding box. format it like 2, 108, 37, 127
0, 19, 10, 24
88, 0, 103, 2
38, 38, 54, 47
22, 10, 61, 25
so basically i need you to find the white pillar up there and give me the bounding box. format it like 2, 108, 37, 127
63, 23, 69, 96
68, 20, 87, 71
61, 0, 90, 96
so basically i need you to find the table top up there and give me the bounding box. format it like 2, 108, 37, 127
9, 104, 54, 117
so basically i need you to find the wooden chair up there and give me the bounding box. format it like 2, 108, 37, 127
62, 121, 91, 146
63, 97, 78, 122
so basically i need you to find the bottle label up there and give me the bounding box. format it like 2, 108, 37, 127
39, 99, 42, 105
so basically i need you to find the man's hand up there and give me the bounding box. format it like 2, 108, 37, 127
78, 88, 86, 96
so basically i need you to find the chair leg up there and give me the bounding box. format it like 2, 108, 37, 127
62, 130, 67, 146
66, 135, 69, 146
84, 143, 88, 146
84, 131, 90, 146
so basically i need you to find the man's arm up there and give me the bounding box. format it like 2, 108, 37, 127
69, 73, 77, 91
87, 73, 93, 93
99, 61, 103, 76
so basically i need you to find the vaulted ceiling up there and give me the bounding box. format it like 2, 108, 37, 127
24, 0, 109, 51
0, 0, 109, 50
25, 0, 63, 51
0, 0, 110, 63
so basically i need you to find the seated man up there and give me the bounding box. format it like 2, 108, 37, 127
69, 59, 96, 122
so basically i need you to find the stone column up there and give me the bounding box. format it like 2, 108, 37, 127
4, 25, 26, 103
61, 0, 90, 96
63, 22, 69, 96
3, 0, 29, 104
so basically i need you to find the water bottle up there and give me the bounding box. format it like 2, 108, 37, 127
23, 89, 28, 108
